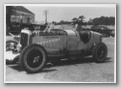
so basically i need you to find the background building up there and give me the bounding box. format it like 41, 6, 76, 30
10, 6, 35, 24
6, 6, 35, 34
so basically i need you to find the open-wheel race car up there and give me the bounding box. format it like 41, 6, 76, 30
8, 25, 108, 73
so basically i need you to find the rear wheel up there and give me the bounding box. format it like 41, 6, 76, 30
92, 42, 107, 63
19, 44, 47, 73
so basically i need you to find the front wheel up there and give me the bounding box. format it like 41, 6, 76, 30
19, 44, 47, 73
92, 42, 107, 63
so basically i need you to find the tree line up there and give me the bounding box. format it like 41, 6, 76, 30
53, 15, 115, 26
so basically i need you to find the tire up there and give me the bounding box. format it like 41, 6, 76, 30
19, 44, 47, 73
92, 42, 107, 63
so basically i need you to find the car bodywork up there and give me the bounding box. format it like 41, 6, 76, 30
32, 30, 101, 57
20, 25, 101, 58
6, 25, 107, 72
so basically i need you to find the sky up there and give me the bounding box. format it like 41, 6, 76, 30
24, 4, 115, 23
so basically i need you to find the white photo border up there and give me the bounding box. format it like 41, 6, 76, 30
4, 4, 116, 83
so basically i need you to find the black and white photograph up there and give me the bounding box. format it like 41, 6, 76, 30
4, 4, 116, 83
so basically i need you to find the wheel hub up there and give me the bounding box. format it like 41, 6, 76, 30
27, 50, 43, 68
97, 46, 105, 59
33, 56, 40, 63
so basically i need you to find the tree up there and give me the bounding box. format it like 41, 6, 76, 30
87, 18, 93, 25
72, 17, 78, 23
60, 20, 64, 24
72, 15, 86, 25
78, 15, 85, 23
52, 21, 57, 25
89, 16, 115, 25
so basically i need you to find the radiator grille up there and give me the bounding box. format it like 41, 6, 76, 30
20, 33, 28, 48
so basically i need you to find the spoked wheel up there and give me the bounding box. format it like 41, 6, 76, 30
19, 44, 47, 73
92, 42, 107, 63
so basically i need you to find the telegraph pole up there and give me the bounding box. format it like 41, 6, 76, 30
44, 10, 48, 23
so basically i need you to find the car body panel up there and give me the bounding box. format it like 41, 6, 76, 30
32, 36, 67, 55
32, 29, 101, 56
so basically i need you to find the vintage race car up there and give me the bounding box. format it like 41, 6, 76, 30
13, 25, 107, 73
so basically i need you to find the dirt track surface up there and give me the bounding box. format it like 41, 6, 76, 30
5, 37, 115, 83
